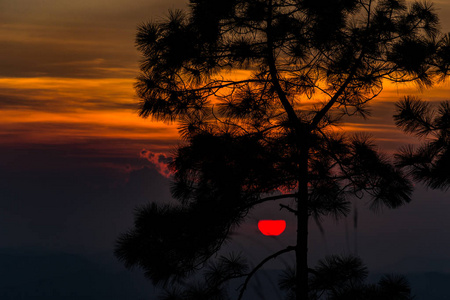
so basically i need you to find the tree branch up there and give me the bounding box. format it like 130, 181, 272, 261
265, 0, 303, 132
280, 203, 298, 214
245, 193, 298, 208
237, 246, 296, 300
310, 57, 362, 130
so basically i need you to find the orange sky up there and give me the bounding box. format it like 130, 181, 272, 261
2, 0, 450, 166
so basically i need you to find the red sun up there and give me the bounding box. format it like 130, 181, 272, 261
258, 220, 286, 236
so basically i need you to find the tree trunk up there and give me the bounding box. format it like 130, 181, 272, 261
296, 144, 309, 300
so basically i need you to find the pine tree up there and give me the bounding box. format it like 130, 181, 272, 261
116, 0, 450, 298
395, 96, 450, 189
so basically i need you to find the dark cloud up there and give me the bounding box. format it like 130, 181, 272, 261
0, 0, 187, 27
0, 141, 177, 173
0, 39, 138, 78
0, 0, 187, 78
158, 153, 173, 164
0, 93, 136, 112
0, 121, 170, 136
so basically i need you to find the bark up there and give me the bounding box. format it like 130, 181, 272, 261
265, 1, 309, 298
296, 142, 310, 300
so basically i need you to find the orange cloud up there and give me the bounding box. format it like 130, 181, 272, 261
0, 77, 179, 158
1, 74, 449, 163
140, 149, 173, 178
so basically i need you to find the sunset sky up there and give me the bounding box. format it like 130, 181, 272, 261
2, 0, 450, 287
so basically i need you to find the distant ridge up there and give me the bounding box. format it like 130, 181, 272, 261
0, 248, 154, 300
1, 249, 449, 300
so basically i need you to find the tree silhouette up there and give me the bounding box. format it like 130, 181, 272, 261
115, 0, 450, 299
394, 96, 450, 189
297, 255, 411, 299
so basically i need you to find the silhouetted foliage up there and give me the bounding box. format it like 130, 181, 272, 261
116, 0, 450, 299
394, 96, 450, 189
278, 255, 412, 300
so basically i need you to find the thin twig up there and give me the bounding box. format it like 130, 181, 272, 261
237, 246, 296, 300
280, 204, 298, 215
244, 193, 298, 208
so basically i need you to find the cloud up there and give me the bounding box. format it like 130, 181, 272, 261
0, 0, 187, 79
0, 34, 138, 79
0, 77, 180, 150
140, 149, 173, 178
0, 77, 137, 111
